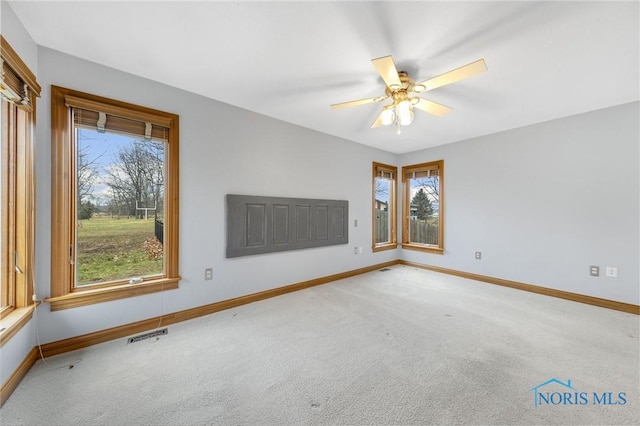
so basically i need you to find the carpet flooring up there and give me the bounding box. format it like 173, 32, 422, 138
1, 265, 638, 425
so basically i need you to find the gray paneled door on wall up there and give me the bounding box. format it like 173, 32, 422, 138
226, 194, 349, 258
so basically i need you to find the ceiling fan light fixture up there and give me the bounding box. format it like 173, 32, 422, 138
380, 107, 395, 126
397, 100, 414, 126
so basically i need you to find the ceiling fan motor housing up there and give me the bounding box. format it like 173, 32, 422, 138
385, 71, 414, 97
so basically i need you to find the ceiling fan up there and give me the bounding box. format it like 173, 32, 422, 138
331, 56, 487, 133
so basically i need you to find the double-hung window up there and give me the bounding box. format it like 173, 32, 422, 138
402, 160, 444, 253
48, 86, 180, 311
0, 36, 40, 344
372, 162, 397, 251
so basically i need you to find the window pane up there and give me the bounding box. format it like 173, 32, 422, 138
374, 176, 392, 244
75, 127, 165, 286
408, 175, 439, 245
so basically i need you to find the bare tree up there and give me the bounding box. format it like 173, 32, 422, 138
76, 143, 102, 219
104, 139, 164, 219
416, 177, 439, 202
374, 178, 389, 201
77, 144, 100, 202
138, 139, 165, 219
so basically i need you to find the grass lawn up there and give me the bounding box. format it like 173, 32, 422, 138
77, 215, 163, 285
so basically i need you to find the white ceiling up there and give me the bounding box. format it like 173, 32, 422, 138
8, 1, 639, 154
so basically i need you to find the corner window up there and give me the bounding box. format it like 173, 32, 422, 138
0, 36, 40, 345
402, 160, 444, 253
48, 86, 180, 311
372, 162, 397, 251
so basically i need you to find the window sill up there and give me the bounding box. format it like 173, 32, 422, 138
45, 277, 180, 311
401, 243, 444, 255
0, 304, 37, 348
372, 243, 398, 253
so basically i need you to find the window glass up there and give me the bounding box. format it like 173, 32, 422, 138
372, 162, 397, 251
74, 125, 166, 286
407, 173, 439, 245
402, 161, 444, 252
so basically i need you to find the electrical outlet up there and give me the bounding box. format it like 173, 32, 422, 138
475, 251, 481, 260
204, 268, 213, 280
354, 219, 358, 227
606, 267, 618, 278
590, 266, 599, 277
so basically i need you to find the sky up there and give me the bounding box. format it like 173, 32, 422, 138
77, 128, 164, 207
78, 128, 132, 205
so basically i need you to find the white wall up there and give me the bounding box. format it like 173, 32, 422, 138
0, 0, 39, 387
33, 47, 399, 344
400, 102, 640, 305
0, 1, 37, 71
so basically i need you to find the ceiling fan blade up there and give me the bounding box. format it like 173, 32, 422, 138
416, 59, 487, 92
372, 56, 402, 90
414, 98, 452, 117
371, 110, 387, 128
330, 96, 387, 110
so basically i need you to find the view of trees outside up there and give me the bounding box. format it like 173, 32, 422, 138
409, 176, 439, 245
75, 128, 165, 286
411, 188, 433, 220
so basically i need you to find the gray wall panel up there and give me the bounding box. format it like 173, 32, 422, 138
295, 205, 310, 242
316, 206, 329, 240
226, 194, 348, 258
246, 204, 266, 247
333, 206, 346, 239
273, 204, 289, 245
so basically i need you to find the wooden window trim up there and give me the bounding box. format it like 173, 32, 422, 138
0, 305, 36, 348
401, 160, 444, 254
47, 86, 180, 311
372, 162, 398, 252
0, 35, 41, 100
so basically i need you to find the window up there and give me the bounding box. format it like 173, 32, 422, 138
0, 36, 40, 345
48, 86, 180, 311
372, 162, 397, 251
402, 160, 444, 253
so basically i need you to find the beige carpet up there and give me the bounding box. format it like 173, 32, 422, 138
1, 265, 638, 425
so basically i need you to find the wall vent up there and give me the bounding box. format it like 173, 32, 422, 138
127, 328, 168, 344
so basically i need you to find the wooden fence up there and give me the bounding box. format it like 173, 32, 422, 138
375, 211, 439, 245
375, 210, 389, 243
409, 219, 438, 245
